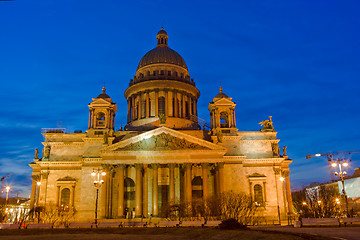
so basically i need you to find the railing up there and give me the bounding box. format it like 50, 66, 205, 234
190, 115, 211, 130
41, 128, 66, 133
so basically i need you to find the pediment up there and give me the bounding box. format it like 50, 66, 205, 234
213, 98, 235, 105
57, 176, 76, 181
102, 127, 226, 152
248, 173, 266, 178
90, 98, 113, 105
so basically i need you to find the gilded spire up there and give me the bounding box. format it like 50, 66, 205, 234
102, 86, 106, 94
219, 84, 223, 94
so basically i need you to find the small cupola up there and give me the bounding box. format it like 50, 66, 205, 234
156, 27, 168, 47
88, 87, 117, 135
208, 86, 237, 136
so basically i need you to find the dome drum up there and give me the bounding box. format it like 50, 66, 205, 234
125, 28, 200, 130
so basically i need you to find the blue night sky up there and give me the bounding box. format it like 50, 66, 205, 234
1, 0, 359, 197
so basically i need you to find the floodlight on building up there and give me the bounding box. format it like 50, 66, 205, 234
279, 177, 285, 182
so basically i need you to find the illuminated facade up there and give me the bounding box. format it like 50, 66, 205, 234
29, 28, 293, 222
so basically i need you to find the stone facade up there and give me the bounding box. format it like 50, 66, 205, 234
29, 28, 292, 222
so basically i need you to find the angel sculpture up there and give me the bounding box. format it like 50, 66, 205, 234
259, 116, 275, 132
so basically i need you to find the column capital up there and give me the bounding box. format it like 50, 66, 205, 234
183, 163, 192, 169
135, 164, 143, 170
168, 163, 176, 168
216, 162, 224, 169
31, 174, 41, 181
117, 164, 126, 169
273, 167, 281, 175
150, 163, 159, 170
41, 171, 50, 179
201, 162, 209, 168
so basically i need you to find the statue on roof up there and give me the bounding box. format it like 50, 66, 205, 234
272, 143, 280, 157
283, 145, 287, 156
104, 131, 109, 144
44, 145, 51, 158
159, 114, 167, 124
216, 128, 223, 143
259, 116, 275, 132
34, 148, 39, 159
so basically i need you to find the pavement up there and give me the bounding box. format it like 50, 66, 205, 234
252, 226, 360, 240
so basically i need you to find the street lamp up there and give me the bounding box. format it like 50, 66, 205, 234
331, 158, 350, 217
5, 186, 10, 212
91, 168, 106, 225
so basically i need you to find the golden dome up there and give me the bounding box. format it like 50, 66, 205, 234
137, 28, 187, 70
137, 47, 188, 70
96, 86, 113, 102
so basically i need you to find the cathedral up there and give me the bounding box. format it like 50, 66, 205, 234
29, 28, 293, 222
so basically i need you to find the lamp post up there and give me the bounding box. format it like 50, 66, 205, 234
91, 168, 106, 225
5, 186, 10, 215
331, 159, 350, 217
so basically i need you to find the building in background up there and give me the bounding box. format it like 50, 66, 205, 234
29, 28, 292, 222
304, 167, 360, 216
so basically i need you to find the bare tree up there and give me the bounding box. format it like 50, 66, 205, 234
293, 184, 341, 218
220, 192, 257, 225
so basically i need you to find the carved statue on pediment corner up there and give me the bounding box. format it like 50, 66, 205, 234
44, 145, 51, 158
283, 145, 287, 156
104, 131, 109, 144
159, 114, 167, 124
216, 128, 223, 143
272, 143, 280, 157
259, 116, 275, 132
34, 148, 39, 159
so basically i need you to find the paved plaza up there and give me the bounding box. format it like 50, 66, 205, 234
253, 226, 360, 240
0, 228, 334, 240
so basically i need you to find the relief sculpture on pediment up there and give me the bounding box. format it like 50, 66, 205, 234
118, 133, 208, 151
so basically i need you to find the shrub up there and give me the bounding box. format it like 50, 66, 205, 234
219, 218, 249, 230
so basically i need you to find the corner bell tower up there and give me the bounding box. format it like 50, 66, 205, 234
88, 87, 117, 136
208, 86, 237, 135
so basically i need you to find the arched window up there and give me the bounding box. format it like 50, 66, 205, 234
158, 96, 165, 115
124, 177, 135, 201
96, 112, 106, 127
60, 188, 70, 212
254, 184, 264, 206
148, 99, 152, 117
135, 102, 139, 119
220, 112, 229, 128
141, 100, 146, 118
192, 176, 203, 199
